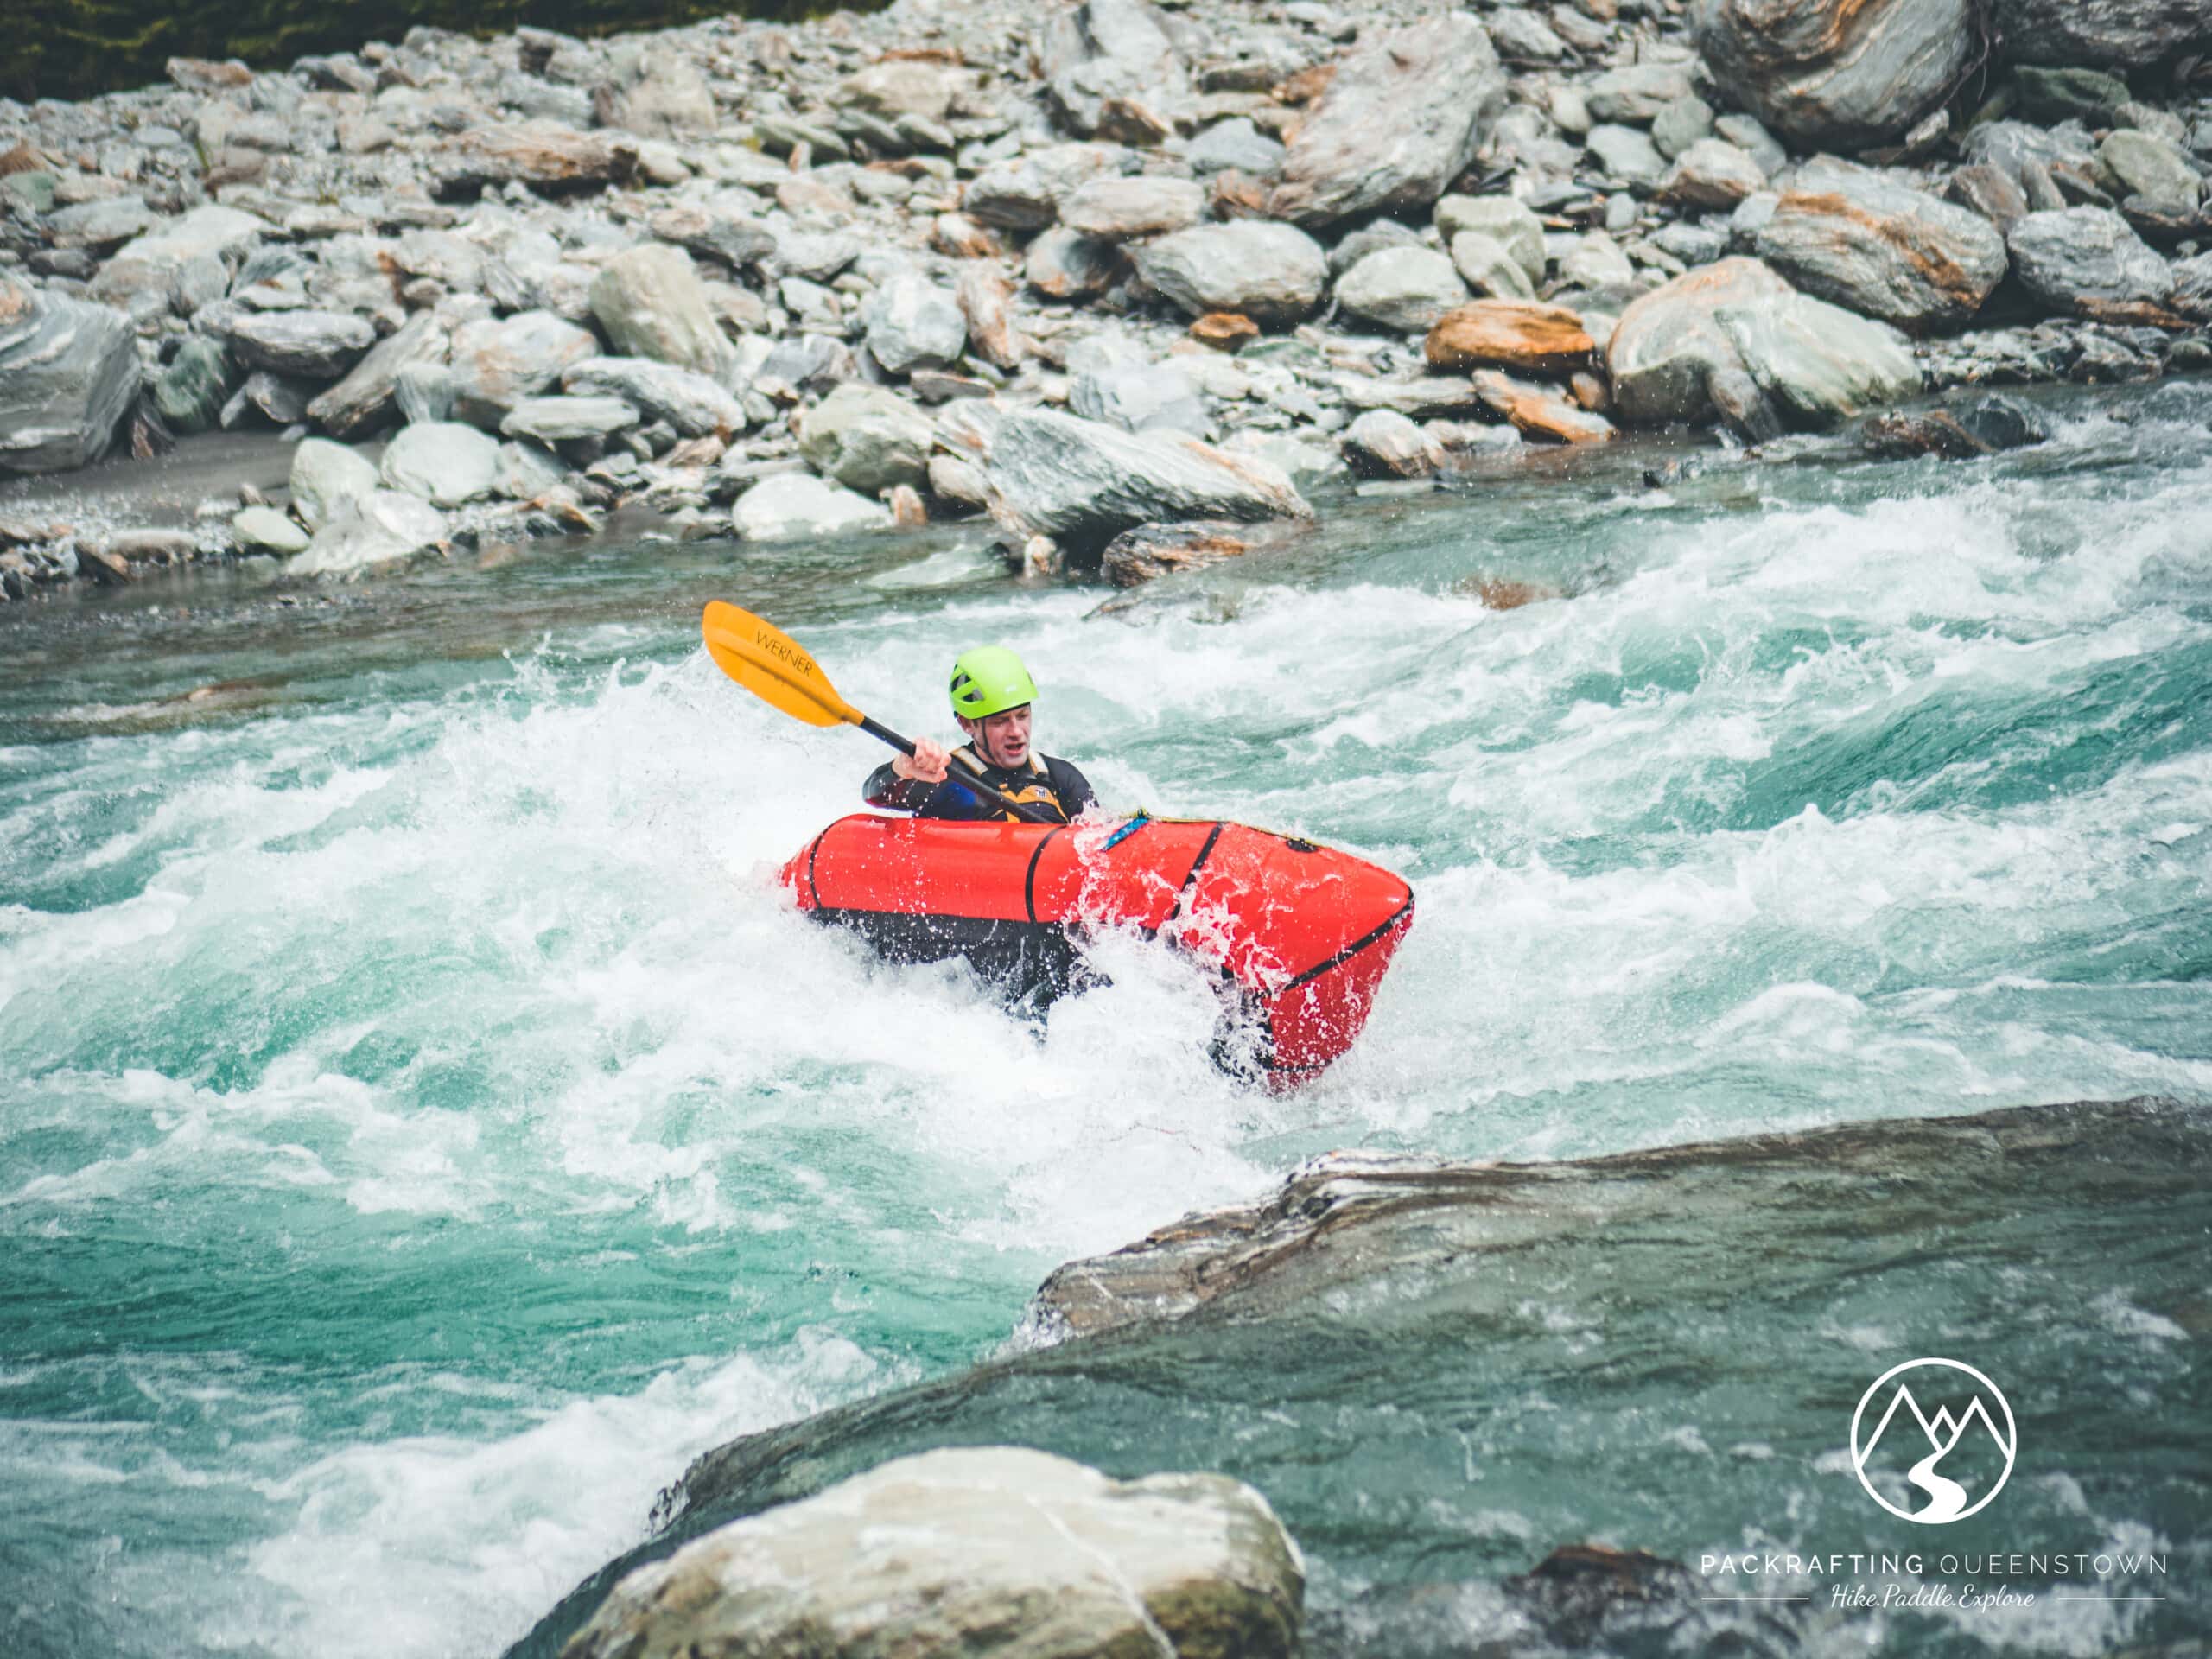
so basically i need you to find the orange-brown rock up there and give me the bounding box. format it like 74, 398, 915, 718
1425, 302, 1598, 378
1468, 575, 1566, 611
956, 264, 1024, 370
1471, 369, 1616, 443
1191, 312, 1261, 351
1274, 63, 1336, 105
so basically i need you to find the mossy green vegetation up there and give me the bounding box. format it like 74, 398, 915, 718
16, 0, 870, 102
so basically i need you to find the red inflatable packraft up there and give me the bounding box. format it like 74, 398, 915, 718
780, 814, 1414, 1086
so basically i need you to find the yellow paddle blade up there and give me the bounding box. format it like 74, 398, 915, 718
702, 601, 860, 729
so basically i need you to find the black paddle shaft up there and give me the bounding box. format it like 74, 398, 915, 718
856, 715, 1061, 824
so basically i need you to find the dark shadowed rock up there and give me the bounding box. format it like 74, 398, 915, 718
1990, 0, 2211, 69
1267, 15, 1507, 229
1860, 393, 2050, 458
1135, 220, 1329, 324
1696, 0, 1980, 149
152, 337, 233, 436
0, 276, 141, 474
560, 1448, 1304, 1659
983, 406, 1309, 555
1947, 164, 2031, 233
1752, 158, 2009, 332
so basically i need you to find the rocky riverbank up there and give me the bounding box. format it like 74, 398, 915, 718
2, 0, 2209, 601
506, 1096, 2210, 1658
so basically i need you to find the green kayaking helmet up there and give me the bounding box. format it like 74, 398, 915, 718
948, 645, 1037, 721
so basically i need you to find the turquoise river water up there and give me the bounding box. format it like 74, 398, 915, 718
3, 382, 2209, 1656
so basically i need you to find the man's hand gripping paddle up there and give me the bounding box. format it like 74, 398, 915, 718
702, 601, 1060, 823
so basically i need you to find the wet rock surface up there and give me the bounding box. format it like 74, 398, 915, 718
562, 1446, 1305, 1659
505, 1098, 2209, 1659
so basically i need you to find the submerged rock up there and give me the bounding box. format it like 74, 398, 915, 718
0, 275, 141, 474
563, 1447, 1304, 1659
1266, 15, 1507, 229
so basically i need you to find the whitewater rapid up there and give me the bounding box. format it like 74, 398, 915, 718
2, 383, 2209, 1656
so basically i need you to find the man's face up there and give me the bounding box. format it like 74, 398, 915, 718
959, 704, 1033, 767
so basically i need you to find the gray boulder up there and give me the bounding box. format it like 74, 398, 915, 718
2005, 207, 2175, 314
1040, 0, 1189, 138
560, 1448, 1303, 1659
589, 245, 734, 378
289, 437, 381, 531
91, 204, 269, 314
647, 200, 779, 270
1341, 409, 1442, 478
1586, 64, 1697, 124
731, 474, 894, 541
607, 49, 717, 141
562, 356, 747, 437
863, 274, 968, 376
1267, 16, 1507, 229
983, 406, 1309, 555
1989, 0, 2212, 69
2098, 129, 2202, 214
1335, 247, 1471, 333
1660, 138, 1768, 210
1586, 124, 1668, 188
1434, 195, 1547, 282
448, 311, 600, 428
1058, 176, 1205, 240
1752, 159, 2009, 331
48, 195, 156, 253
1189, 118, 1284, 177
1652, 94, 1717, 160
1697, 0, 1979, 149
226, 310, 374, 380
1606, 256, 1920, 437
797, 383, 936, 493
500, 397, 640, 443
231, 505, 308, 555
1135, 221, 1329, 325
290, 489, 447, 576
0, 276, 142, 474
1449, 232, 1537, 301
1071, 362, 1209, 435
378, 421, 503, 507
307, 313, 448, 440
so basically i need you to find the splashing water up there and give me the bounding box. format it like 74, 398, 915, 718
2, 382, 2209, 1656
